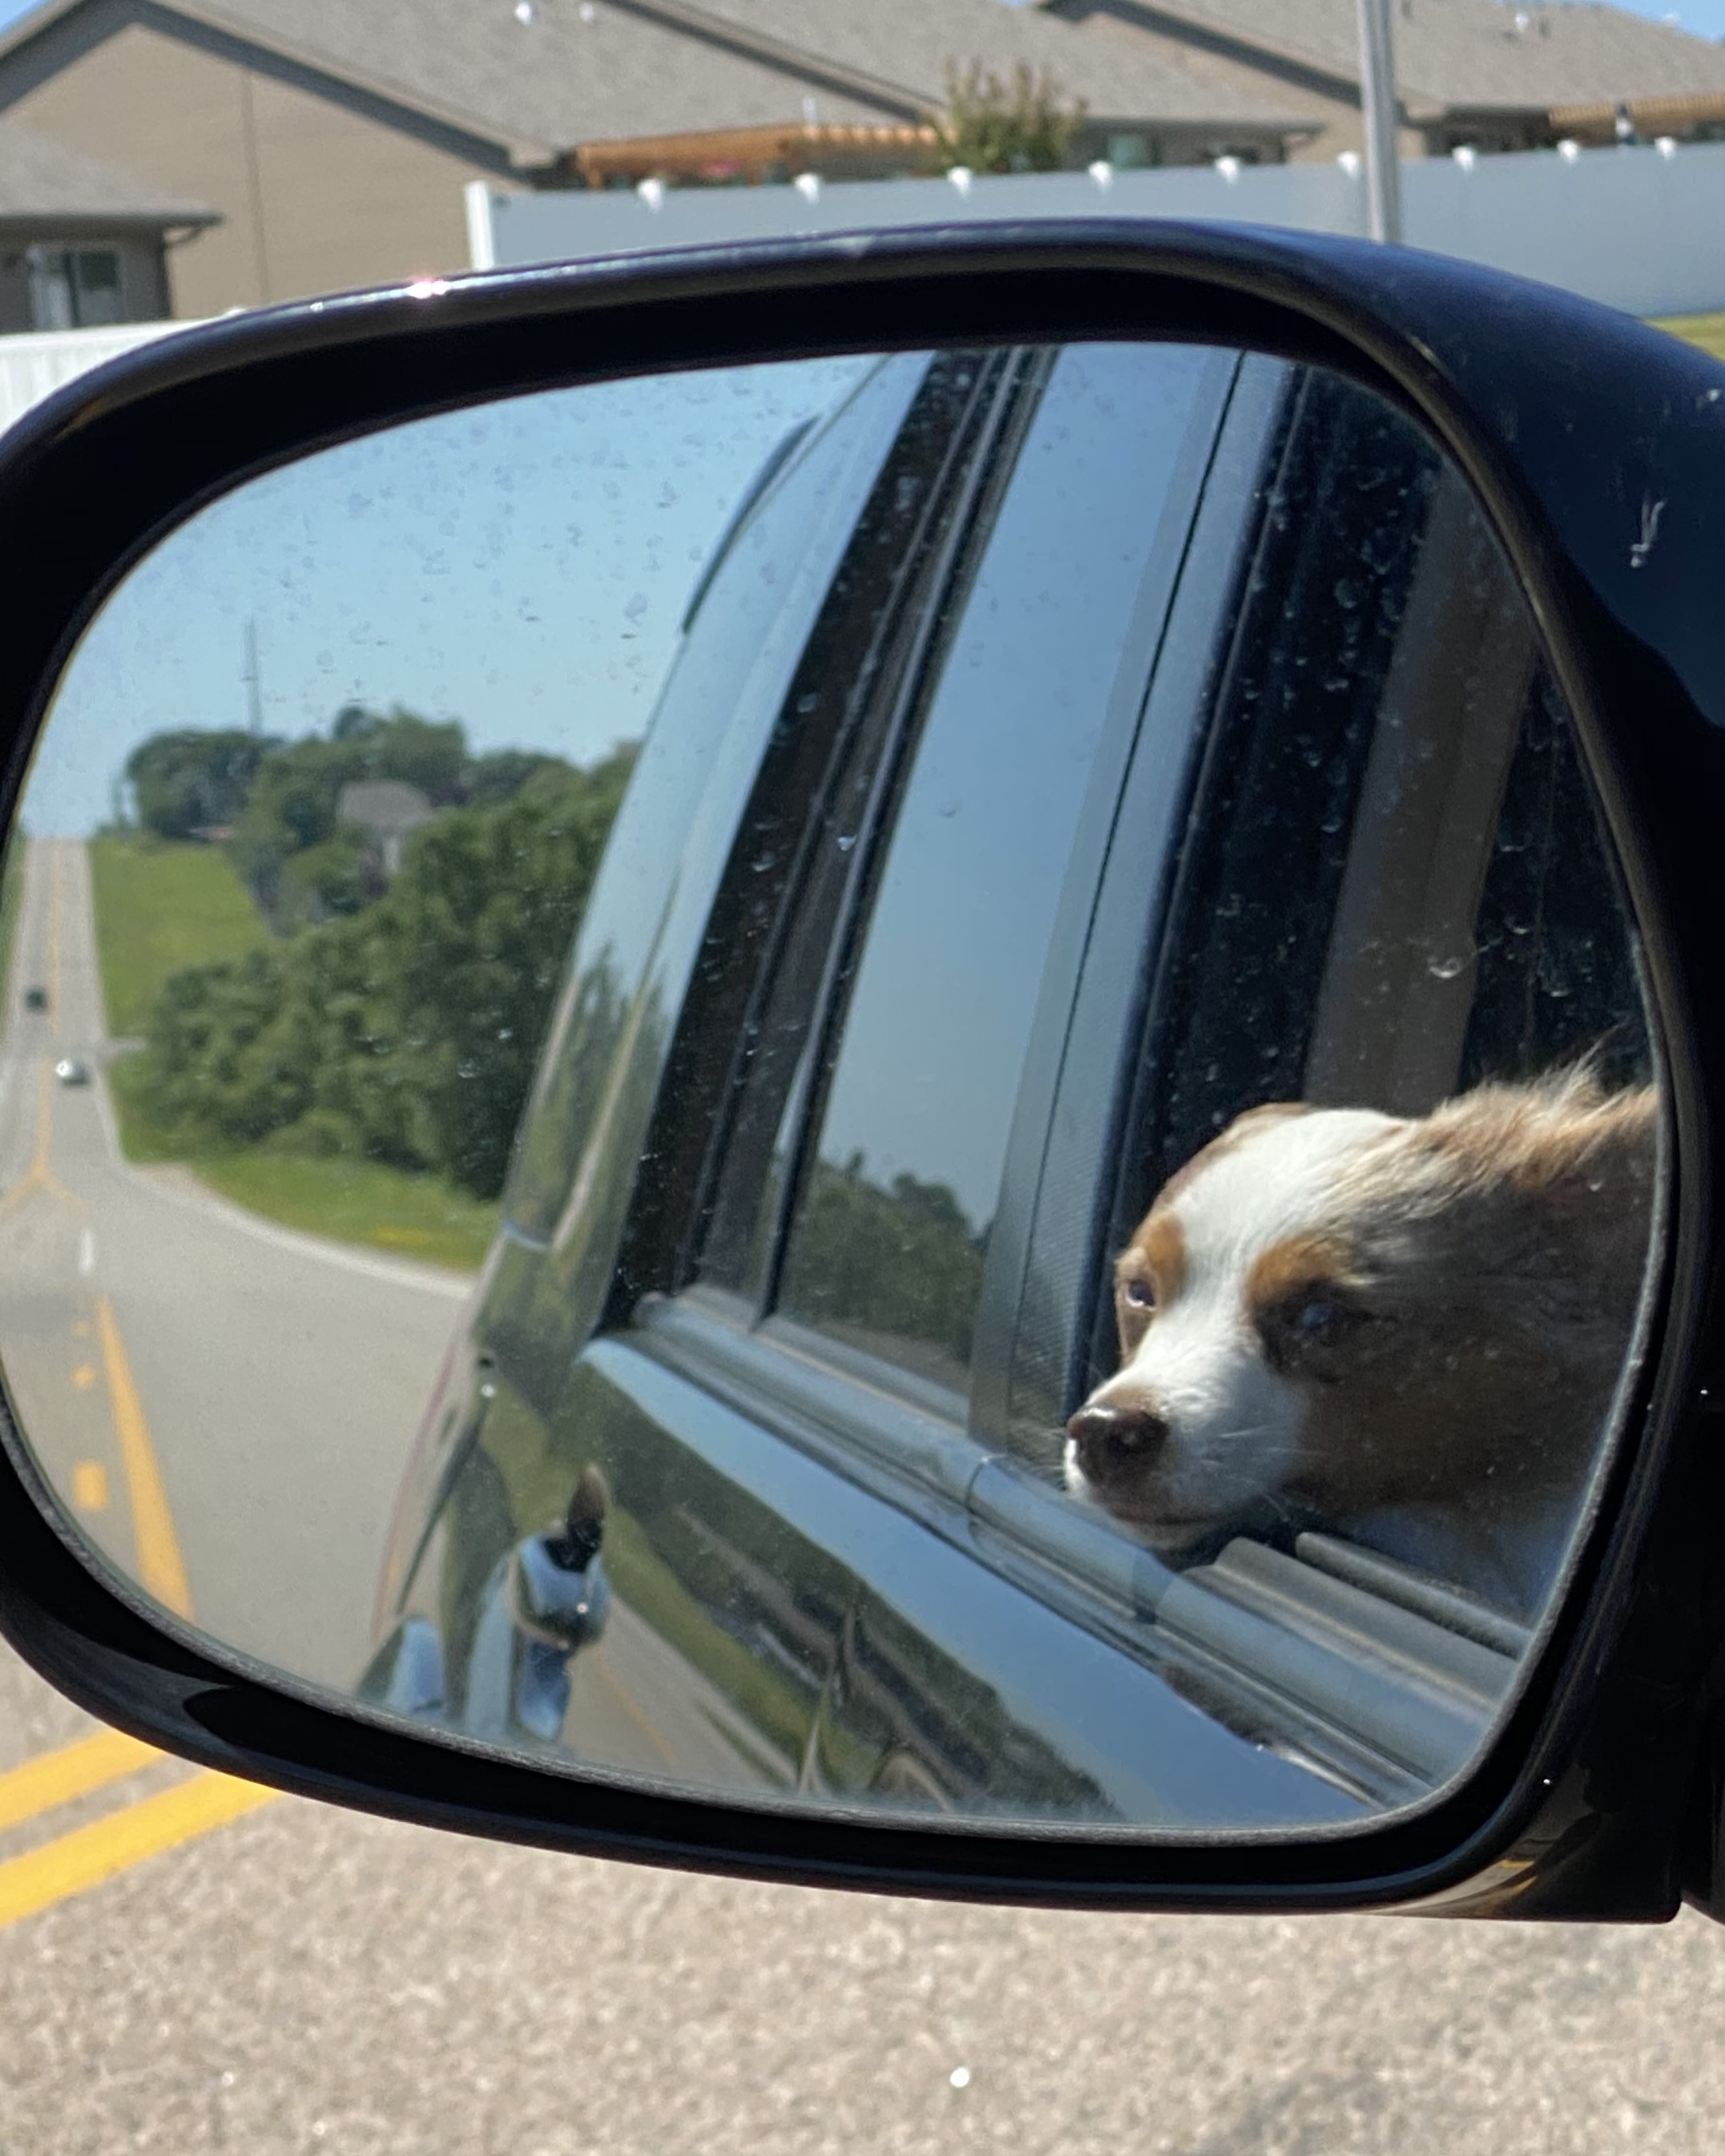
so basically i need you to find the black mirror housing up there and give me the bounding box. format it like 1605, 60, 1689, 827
2, 222, 1724, 1921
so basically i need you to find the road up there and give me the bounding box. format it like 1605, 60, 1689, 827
0, 841, 1723, 2152
0, 838, 468, 1691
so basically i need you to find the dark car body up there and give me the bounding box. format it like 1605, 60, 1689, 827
363, 331, 1642, 1829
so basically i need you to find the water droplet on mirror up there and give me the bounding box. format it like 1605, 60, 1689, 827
1428, 954, 1466, 980
836, 833, 856, 853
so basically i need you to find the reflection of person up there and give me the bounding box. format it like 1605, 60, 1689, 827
507, 1464, 614, 1746
508, 1464, 612, 1654
558, 1464, 610, 1575
1065, 1070, 1656, 1621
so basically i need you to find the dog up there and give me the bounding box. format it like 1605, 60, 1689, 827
1065, 1070, 1658, 1618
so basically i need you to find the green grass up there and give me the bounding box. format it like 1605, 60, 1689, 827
104, 1050, 181, 1163
107, 1054, 494, 1271
87, 835, 268, 1037
1650, 312, 1725, 363
193, 1153, 498, 1273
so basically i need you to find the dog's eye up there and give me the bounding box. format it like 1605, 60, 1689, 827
1258, 1284, 1369, 1372
1122, 1277, 1154, 1310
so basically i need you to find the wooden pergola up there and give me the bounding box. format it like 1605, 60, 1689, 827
1548, 91, 1725, 143
562, 120, 940, 189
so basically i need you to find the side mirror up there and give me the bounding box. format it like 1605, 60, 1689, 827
0, 225, 1722, 1922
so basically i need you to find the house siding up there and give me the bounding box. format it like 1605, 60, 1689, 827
1, 22, 494, 313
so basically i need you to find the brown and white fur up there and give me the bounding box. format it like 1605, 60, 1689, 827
1065, 1071, 1657, 1617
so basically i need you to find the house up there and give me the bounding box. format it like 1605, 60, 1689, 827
0, 115, 212, 328
0, 0, 1310, 316
1040, 0, 1725, 163
335, 779, 434, 881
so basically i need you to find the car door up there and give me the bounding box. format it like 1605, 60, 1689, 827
510, 339, 1388, 1824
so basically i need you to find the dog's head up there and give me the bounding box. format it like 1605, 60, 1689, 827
1065, 1074, 1656, 1551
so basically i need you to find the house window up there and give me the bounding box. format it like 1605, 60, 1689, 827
26, 248, 123, 330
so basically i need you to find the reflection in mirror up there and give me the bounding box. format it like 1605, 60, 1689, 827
0, 341, 1662, 1839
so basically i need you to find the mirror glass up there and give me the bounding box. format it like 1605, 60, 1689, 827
0, 341, 1663, 1836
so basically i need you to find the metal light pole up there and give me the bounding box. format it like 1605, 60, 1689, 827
1356, 0, 1403, 243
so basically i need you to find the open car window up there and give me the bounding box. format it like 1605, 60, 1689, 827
611, 346, 1657, 1815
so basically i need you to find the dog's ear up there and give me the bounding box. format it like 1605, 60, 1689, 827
1426, 1076, 1658, 1292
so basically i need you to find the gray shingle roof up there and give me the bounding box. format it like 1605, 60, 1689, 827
0, 117, 215, 222
0, 0, 1308, 163
336, 780, 434, 835
683, 0, 1311, 128
1054, 0, 1725, 121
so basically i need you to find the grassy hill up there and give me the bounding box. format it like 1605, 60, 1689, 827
88, 836, 269, 1038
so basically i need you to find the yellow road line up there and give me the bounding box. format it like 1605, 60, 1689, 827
0, 1063, 50, 1220
0, 1059, 84, 1220
95, 1295, 191, 1618
0, 1770, 276, 1932
0, 1728, 160, 1836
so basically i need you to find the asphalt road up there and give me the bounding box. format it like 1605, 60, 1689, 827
0, 837, 468, 1692
0, 839, 1723, 2154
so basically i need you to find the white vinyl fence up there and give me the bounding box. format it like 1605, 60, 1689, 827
0, 318, 207, 437
470, 138, 1725, 320
4, 139, 1716, 444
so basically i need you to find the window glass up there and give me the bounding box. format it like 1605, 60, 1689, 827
72, 249, 123, 325
768, 344, 1223, 1400
695, 347, 1030, 1302
502, 354, 928, 1240
27, 247, 123, 329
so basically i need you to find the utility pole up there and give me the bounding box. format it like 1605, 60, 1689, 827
243, 619, 264, 735
1356, 0, 1403, 244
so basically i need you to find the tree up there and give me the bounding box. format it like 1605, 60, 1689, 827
929, 61, 1084, 175
464, 749, 568, 808
224, 707, 470, 924
125, 730, 279, 841
135, 744, 639, 1199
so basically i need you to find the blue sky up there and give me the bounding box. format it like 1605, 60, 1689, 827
22, 357, 870, 834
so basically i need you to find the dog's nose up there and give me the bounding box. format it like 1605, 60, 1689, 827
1066, 1403, 1167, 1484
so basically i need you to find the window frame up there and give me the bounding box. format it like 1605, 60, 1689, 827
598, 341, 1622, 1813
620, 341, 1244, 1443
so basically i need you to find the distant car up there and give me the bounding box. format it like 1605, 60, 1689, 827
52, 1058, 89, 1087
22, 987, 46, 1011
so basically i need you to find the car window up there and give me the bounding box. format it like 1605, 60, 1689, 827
620, 345, 1028, 1302
501, 353, 929, 1243
1057, 363, 1652, 1626
691, 342, 1233, 1412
